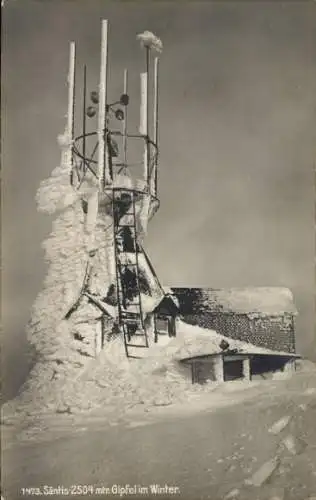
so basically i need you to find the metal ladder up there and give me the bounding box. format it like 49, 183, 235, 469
112, 188, 149, 358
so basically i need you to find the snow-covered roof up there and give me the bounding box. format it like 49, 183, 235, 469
167, 287, 297, 316
149, 319, 300, 362
152, 293, 180, 314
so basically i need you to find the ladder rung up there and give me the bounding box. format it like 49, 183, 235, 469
121, 310, 142, 315
121, 317, 141, 323
118, 260, 137, 264
117, 296, 139, 304
123, 324, 142, 330
121, 314, 141, 320
117, 256, 137, 260
121, 306, 141, 312
120, 309, 142, 314
121, 310, 141, 316
129, 333, 148, 337
125, 344, 148, 348
121, 310, 140, 319
124, 329, 145, 333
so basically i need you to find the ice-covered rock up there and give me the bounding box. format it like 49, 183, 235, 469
224, 488, 240, 499
268, 416, 291, 435
281, 434, 307, 456
245, 458, 280, 487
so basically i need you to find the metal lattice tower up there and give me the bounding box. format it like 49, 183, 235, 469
63, 20, 164, 358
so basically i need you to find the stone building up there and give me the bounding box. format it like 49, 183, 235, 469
164, 287, 299, 384
179, 350, 299, 384
170, 287, 297, 353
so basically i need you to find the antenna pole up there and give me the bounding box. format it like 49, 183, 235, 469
82, 65, 87, 173
140, 73, 148, 183
153, 56, 159, 196
98, 19, 110, 188
146, 46, 150, 188
67, 41, 76, 171
123, 69, 128, 168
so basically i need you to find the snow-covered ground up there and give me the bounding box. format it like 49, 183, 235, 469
3, 315, 299, 425
2, 360, 316, 500
5, 133, 315, 499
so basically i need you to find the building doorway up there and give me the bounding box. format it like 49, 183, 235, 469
155, 316, 170, 335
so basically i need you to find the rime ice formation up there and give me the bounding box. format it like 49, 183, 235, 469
137, 31, 163, 53
7, 22, 168, 414
4, 21, 300, 421
14, 139, 161, 413
17, 141, 299, 416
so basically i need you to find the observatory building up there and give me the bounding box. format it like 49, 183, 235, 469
165, 287, 299, 384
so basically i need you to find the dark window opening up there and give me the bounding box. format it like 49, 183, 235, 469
192, 361, 216, 384
251, 355, 292, 379
223, 359, 243, 381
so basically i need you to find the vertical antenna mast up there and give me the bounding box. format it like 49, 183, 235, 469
140, 72, 148, 183
123, 69, 128, 168
153, 56, 159, 196
98, 19, 110, 188
82, 65, 87, 173
67, 42, 76, 171
145, 46, 150, 188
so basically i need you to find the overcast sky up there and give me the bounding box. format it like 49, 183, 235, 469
2, 1, 316, 397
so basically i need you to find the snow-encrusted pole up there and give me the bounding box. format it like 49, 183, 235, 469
152, 56, 159, 196
64, 41, 76, 171
145, 46, 150, 188
98, 19, 110, 188
137, 31, 162, 191
82, 64, 87, 173
123, 69, 128, 167
139, 72, 148, 183
86, 20, 109, 253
